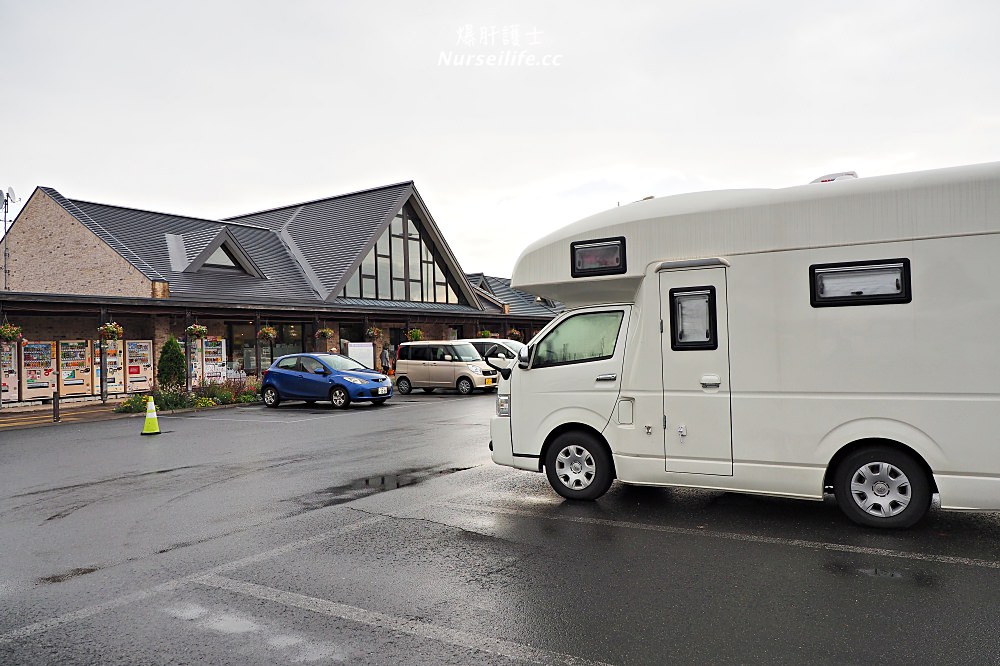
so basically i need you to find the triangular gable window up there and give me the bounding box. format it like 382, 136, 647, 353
204, 245, 240, 269
340, 204, 464, 304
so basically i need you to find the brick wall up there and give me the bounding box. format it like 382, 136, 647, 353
5, 189, 152, 297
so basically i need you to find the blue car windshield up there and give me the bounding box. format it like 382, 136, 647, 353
314, 353, 369, 372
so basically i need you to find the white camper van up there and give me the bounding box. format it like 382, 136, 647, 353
488, 162, 1000, 528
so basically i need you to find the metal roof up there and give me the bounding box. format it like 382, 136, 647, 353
466, 273, 563, 318
224, 182, 413, 298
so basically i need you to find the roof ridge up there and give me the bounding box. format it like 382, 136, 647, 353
71, 198, 272, 231
222, 181, 415, 221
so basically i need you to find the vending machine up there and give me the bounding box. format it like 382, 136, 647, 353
58, 340, 93, 396
1, 342, 18, 403
181, 339, 204, 387
125, 340, 153, 392
92, 339, 125, 395
202, 337, 227, 384
21, 341, 57, 400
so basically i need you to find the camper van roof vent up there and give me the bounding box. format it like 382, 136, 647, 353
810, 171, 858, 184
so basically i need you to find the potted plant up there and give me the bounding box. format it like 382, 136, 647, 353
314, 327, 336, 340
257, 326, 278, 342
508, 328, 523, 342
0, 322, 23, 343
98, 321, 124, 340
185, 324, 208, 339
478, 330, 493, 338
366, 326, 382, 340
405, 328, 424, 342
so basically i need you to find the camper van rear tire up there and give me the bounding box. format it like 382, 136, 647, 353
834, 447, 931, 528
545, 431, 614, 501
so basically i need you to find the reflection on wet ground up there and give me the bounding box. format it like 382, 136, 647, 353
288, 466, 474, 515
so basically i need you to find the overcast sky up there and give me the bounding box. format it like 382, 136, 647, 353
3, 1, 999, 278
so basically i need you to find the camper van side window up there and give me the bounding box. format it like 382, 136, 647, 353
810, 259, 911, 307
669, 287, 718, 351
533, 311, 625, 369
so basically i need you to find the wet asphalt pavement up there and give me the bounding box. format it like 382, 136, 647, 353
1, 392, 1000, 664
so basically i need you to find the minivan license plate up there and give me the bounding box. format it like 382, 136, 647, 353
484, 378, 493, 385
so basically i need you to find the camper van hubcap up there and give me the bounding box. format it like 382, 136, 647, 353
555, 445, 596, 490
850, 462, 911, 518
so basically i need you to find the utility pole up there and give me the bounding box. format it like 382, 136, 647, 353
2, 186, 20, 291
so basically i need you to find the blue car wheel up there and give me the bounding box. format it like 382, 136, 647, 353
330, 386, 351, 409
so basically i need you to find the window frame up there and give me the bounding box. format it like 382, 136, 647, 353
668, 286, 718, 351
570, 236, 627, 278
809, 258, 912, 308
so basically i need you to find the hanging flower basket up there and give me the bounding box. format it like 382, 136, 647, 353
98, 321, 124, 341
508, 328, 523, 342
405, 328, 424, 342
366, 326, 382, 340
478, 330, 493, 338
185, 324, 209, 339
314, 327, 336, 340
257, 326, 278, 342
0, 322, 23, 343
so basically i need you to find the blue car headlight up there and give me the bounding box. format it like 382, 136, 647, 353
343, 377, 366, 385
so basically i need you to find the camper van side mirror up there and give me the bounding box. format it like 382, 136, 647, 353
483, 344, 512, 380
517, 346, 531, 370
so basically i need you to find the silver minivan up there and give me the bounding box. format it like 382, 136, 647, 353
394, 341, 498, 395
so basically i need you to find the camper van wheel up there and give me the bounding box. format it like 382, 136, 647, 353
262, 386, 281, 408
545, 431, 614, 501
834, 447, 931, 529
396, 377, 412, 394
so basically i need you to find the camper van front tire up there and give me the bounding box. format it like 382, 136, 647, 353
834, 447, 931, 529
545, 431, 614, 501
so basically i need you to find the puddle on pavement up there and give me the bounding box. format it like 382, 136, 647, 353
37, 566, 100, 585
823, 561, 936, 587
289, 466, 473, 515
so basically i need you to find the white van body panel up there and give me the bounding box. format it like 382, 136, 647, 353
491, 162, 1000, 513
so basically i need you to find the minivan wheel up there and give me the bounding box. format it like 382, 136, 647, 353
834, 446, 931, 528
457, 377, 474, 395
262, 386, 280, 408
330, 386, 351, 409
544, 431, 614, 501
396, 377, 412, 394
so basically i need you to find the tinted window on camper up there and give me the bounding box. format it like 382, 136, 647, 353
533, 311, 624, 368
810, 258, 911, 307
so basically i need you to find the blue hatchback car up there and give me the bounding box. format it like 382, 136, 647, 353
261, 353, 393, 409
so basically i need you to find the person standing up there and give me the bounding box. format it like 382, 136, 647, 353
379, 345, 391, 374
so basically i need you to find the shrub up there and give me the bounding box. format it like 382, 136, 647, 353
153, 387, 195, 411
406, 328, 424, 341
193, 396, 215, 408
157, 336, 186, 388
114, 393, 150, 413
236, 393, 258, 403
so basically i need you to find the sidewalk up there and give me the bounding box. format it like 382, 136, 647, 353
0, 397, 130, 431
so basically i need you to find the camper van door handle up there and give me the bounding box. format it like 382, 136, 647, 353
596, 374, 617, 382
700, 374, 721, 389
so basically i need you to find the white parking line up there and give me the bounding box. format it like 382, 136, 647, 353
194, 573, 610, 666
443, 503, 1000, 570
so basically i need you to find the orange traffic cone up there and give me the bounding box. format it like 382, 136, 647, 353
141, 396, 161, 436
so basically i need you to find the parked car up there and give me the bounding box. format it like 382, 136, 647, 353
460, 338, 525, 367
262, 353, 392, 409
394, 340, 498, 395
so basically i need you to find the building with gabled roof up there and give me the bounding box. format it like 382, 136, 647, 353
0, 182, 556, 395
